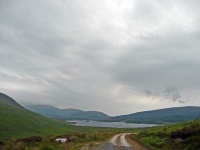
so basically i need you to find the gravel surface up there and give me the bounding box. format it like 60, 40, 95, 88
92, 133, 134, 150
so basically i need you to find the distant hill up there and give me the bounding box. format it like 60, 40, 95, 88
69, 111, 110, 120
109, 106, 200, 124
25, 105, 200, 124
0, 93, 70, 139
25, 105, 110, 121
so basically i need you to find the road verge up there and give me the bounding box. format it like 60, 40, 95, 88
125, 134, 154, 150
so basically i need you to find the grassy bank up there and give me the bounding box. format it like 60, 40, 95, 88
2, 132, 116, 150
131, 118, 200, 150
1, 128, 145, 150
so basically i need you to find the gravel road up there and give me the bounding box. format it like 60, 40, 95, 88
92, 133, 134, 150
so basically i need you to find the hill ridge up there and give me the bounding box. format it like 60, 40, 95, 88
25, 104, 110, 121
0, 92, 23, 108
0, 99, 70, 139
109, 106, 200, 124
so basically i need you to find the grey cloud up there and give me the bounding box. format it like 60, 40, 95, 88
172, 92, 180, 101
164, 87, 181, 101
0, 0, 200, 115
110, 31, 200, 103
131, 0, 161, 25
179, 100, 186, 104
111, 33, 200, 89
144, 90, 153, 97
165, 87, 177, 95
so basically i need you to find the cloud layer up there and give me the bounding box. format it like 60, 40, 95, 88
0, 0, 200, 115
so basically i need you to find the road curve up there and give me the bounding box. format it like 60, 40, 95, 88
92, 133, 134, 150
120, 133, 132, 147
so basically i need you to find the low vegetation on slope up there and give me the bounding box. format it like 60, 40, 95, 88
2, 132, 115, 150
0, 100, 71, 139
131, 118, 200, 150
0, 92, 22, 108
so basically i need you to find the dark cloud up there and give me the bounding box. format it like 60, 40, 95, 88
165, 87, 177, 94
172, 92, 180, 101
179, 100, 186, 103
144, 90, 153, 97
164, 87, 181, 101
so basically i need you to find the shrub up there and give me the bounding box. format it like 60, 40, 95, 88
15, 136, 42, 144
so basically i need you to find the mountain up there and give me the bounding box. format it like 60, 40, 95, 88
69, 111, 110, 120
0, 93, 69, 139
25, 105, 200, 124
25, 105, 84, 119
25, 105, 110, 121
109, 106, 200, 124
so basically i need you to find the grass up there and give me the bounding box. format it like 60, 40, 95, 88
2, 132, 117, 150
0, 100, 73, 140
131, 118, 200, 150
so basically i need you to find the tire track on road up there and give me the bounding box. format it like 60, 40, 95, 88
92, 133, 134, 150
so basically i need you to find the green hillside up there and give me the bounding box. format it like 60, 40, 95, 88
133, 118, 200, 150
0, 92, 22, 108
0, 100, 71, 140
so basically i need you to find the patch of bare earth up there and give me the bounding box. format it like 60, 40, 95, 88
81, 142, 103, 150
125, 134, 153, 150
81, 144, 90, 150
116, 134, 122, 146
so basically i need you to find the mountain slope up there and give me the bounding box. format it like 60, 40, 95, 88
0, 96, 70, 139
109, 106, 200, 124
0, 92, 22, 108
25, 105, 110, 120
134, 118, 200, 149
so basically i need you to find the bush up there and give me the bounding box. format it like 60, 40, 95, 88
15, 136, 42, 144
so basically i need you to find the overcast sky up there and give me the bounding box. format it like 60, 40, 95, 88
0, 0, 200, 115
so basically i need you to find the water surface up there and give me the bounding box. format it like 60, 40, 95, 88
67, 120, 157, 128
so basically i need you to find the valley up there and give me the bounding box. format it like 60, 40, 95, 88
25, 104, 200, 125
0, 92, 200, 150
